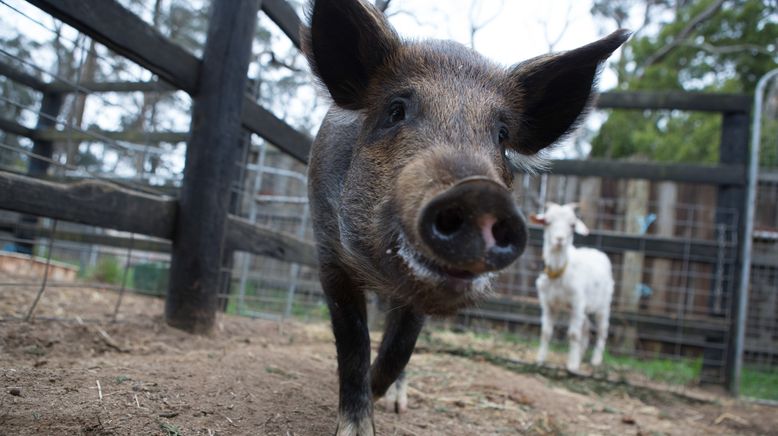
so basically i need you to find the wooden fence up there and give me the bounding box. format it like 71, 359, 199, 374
0, 0, 756, 392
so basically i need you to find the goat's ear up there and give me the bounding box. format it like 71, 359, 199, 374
506, 29, 630, 154
574, 219, 590, 236
301, 0, 400, 110
529, 213, 547, 225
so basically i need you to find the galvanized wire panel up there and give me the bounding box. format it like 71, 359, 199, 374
0, 0, 186, 321
745, 73, 778, 374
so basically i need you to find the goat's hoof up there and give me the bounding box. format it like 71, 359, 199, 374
566, 365, 583, 375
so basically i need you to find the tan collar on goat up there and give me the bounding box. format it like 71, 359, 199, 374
544, 262, 567, 280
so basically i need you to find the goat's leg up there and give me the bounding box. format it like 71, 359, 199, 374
370, 303, 425, 414
321, 262, 374, 436
536, 304, 555, 364
566, 304, 586, 372
591, 309, 610, 367
580, 315, 591, 358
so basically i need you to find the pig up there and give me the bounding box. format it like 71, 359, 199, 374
301, 0, 629, 434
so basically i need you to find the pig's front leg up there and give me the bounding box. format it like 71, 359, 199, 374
322, 262, 374, 436
370, 304, 425, 413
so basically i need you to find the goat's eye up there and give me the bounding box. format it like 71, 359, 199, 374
386, 100, 406, 126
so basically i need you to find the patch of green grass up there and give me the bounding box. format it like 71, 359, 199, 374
114, 375, 130, 384
223, 280, 329, 322
431, 327, 703, 386
740, 366, 778, 401
602, 353, 702, 385
159, 422, 182, 436
87, 256, 131, 286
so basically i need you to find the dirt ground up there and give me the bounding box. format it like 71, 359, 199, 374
1, 285, 776, 435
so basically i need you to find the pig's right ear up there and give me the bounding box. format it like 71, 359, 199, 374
301, 0, 400, 110
506, 29, 630, 154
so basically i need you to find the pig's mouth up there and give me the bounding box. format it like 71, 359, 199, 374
395, 232, 494, 289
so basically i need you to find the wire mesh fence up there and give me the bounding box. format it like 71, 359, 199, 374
0, 0, 774, 400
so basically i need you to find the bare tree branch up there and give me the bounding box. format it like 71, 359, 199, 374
640, 0, 726, 72
539, 2, 574, 53
375, 0, 391, 13
468, 0, 505, 49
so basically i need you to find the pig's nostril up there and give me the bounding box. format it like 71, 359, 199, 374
492, 219, 515, 248
434, 207, 464, 238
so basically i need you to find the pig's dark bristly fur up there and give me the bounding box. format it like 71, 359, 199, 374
301, 0, 629, 434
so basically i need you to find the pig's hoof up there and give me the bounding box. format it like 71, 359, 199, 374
335, 414, 375, 436
383, 377, 409, 414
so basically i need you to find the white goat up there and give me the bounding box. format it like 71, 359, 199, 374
530, 203, 614, 372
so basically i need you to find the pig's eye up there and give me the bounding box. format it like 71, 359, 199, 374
386, 100, 406, 126
498, 126, 509, 144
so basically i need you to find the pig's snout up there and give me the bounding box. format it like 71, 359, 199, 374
418, 178, 526, 274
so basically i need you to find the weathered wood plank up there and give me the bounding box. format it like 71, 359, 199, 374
0, 62, 48, 91
226, 216, 318, 266
0, 120, 189, 145
36, 128, 188, 144
15, 91, 65, 254
458, 305, 730, 346
261, 0, 302, 49
0, 216, 318, 265
597, 91, 751, 113
527, 226, 734, 264
241, 98, 311, 163
1, 221, 171, 253
46, 80, 177, 94
0, 59, 178, 95
27, 0, 200, 92
0, 172, 176, 239
166, 0, 260, 334
0, 118, 37, 139
543, 159, 746, 186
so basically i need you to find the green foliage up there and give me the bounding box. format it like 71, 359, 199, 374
602, 353, 702, 385
591, 0, 778, 163
132, 262, 169, 295
740, 366, 778, 400
88, 257, 125, 285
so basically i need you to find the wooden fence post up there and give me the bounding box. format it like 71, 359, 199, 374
713, 111, 749, 389
14, 91, 64, 254
648, 181, 677, 314
620, 178, 649, 351
166, 0, 260, 334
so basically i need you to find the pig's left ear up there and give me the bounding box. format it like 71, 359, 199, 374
507, 29, 630, 154
301, 0, 400, 110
